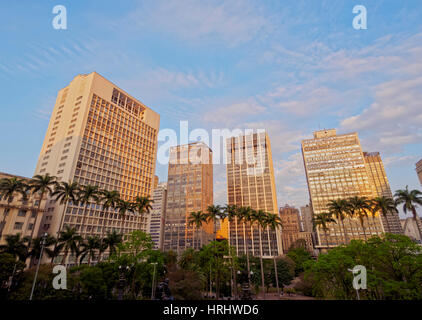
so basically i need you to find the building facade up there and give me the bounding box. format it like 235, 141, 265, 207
279, 204, 301, 252
364, 152, 403, 234
226, 132, 283, 257
401, 218, 422, 244
162, 142, 213, 253
148, 182, 167, 250
301, 129, 385, 248
300, 204, 313, 233
33, 72, 160, 248
416, 159, 422, 187
0, 172, 46, 245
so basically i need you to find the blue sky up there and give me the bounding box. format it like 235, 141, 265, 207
0, 1, 421, 215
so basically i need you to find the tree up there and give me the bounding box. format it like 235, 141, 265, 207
394, 186, 422, 241
206, 205, 223, 243
77, 184, 100, 238
327, 199, 350, 244
102, 230, 123, 260
347, 196, 371, 240
251, 209, 267, 298
286, 247, 312, 276
0, 177, 28, 240
116, 199, 135, 226
0, 253, 26, 298
263, 212, 282, 296
371, 196, 398, 233
98, 190, 120, 260
27, 235, 56, 262
188, 211, 207, 250
27, 174, 57, 242
50, 181, 80, 262
0, 234, 29, 262
236, 206, 253, 287
79, 236, 101, 265
56, 226, 82, 266
312, 212, 336, 248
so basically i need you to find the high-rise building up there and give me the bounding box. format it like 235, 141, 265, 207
162, 142, 213, 253
364, 152, 402, 234
33, 72, 160, 252
300, 204, 313, 233
400, 218, 422, 244
301, 129, 384, 248
0, 172, 45, 245
279, 204, 301, 252
416, 159, 422, 187
148, 182, 167, 250
226, 132, 283, 257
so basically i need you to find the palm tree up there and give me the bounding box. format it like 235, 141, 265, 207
78, 185, 100, 238
347, 196, 371, 240
236, 206, 253, 287
251, 209, 267, 299
79, 236, 101, 265
264, 212, 282, 296
27, 234, 56, 262
394, 186, 422, 240
116, 199, 134, 234
188, 211, 207, 250
223, 204, 238, 298
50, 181, 80, 263
371, 196, 398, 233
312, 212, 336, 248
102, 230, 123, 260
327, 199, 350, 244
27, 174, 57, 241
0, 177, 28, 240
98, 190, 120, 260
56, 226, 82, 267
206, 205, 223, 243
0, 233, 29, 262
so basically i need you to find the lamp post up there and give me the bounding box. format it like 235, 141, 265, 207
29, 232, 47, 300
151, 262, 158, 299
118, 265, 130, 300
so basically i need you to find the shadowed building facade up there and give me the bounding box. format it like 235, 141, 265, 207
33, 72, 160, 259
226, 132, 283, 257
416, 159, 422, 187
162, 142, 213, 253
302, 129, 385, 248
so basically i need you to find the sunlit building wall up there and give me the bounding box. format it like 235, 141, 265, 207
148, 182, 167, 250
33, 72, 160, 253
162, 142, 213, 253
364, 152, 403, 234
226, 132, 283, 257
301, 129, 384, 248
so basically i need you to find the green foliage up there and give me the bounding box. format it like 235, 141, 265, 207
0, 253, 26, 299
304, 233, 422, 300
286, 247, 313, 276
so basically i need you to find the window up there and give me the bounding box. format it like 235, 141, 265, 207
18, 210, 26, 217
14, 222, 24, 230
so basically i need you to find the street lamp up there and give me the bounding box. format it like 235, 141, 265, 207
118, 265, 130, 300
29, 232, 47, 300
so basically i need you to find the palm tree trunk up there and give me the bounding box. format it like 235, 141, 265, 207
243, 222, 251, 287
383, 210, 391, 233
51, 202, 69, 263
340, 218, 348, 244
267, 226, 279, 296
412, 208, 422, 241
258, 225, 265, 299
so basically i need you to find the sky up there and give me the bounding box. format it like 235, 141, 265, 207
0, 1, 421, 216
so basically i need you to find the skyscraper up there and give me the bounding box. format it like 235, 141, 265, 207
364, 152, 402, 234
416, 159, 422, 187
162, 142, 213, 252
33, 72, 160, 250
301, 129, 384, 248
226, 132, 283, 257
148, 182, 167, 250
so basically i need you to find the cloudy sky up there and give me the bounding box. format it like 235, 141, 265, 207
1, 1, 421, 214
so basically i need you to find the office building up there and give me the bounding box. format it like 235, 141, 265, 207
416, 159, 422, 187
226, 132, 283, 257
279, 204, 301, 252
148, 182, 167, 250
162, 142, 213, 252
33, 72, 160, 252
300, 204, 313, 233
301, 129, 384, 248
